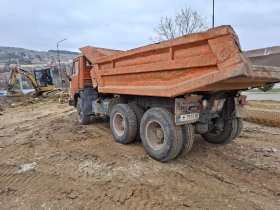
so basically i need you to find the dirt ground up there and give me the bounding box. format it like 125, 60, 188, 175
0, 98, 280, 210
246, 100, 280, 127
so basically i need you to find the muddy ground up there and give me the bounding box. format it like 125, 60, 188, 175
0, 98, 279, 210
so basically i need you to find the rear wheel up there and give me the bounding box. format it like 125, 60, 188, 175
129, 103, 145, 142
110, 104, 137, 144
232, 117, 243, 140
178, 124, 195, 157
77, 99, 91, 125
140, 107, 183, 162
201, 118, 237, 144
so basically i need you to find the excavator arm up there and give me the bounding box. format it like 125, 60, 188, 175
8, 67, 40, 93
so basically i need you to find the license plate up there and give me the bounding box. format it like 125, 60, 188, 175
177, 113, 199, 122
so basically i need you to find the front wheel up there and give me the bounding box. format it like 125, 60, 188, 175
77, 99, 91, 125
201, 118, 237, 144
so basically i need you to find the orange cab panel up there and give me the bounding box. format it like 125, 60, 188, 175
70, 58, 79, 98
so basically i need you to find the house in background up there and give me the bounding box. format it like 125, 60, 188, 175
245, 46, 280, 88
245, 46, 280, 67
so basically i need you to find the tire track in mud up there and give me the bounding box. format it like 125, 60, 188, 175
0, 142, 169, 209
1, 102, 170, 209
0, 162, 169, 209
100, 182, 167, 210
1, 149, 171, 209
176, 141, 280, 209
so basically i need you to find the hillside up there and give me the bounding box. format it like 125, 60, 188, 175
0, 47, 79, 90
48, 50, 80, 55
0, 47, 79, 70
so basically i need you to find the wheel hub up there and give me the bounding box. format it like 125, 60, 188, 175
113, 113, 125, 137
121, 119, 125, 130
154, 128, 164, 143
209, 118, 224, 134
146, 121, 165, 150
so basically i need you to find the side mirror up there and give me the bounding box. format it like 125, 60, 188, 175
66, 75, 72, 81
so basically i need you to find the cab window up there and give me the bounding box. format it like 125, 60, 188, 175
73, 61, 78, 74
86, 59, 93, 67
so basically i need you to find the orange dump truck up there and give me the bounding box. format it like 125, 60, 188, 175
69, 25, 280, 162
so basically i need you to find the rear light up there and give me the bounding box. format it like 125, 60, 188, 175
239, 99, 248, 105
196, 105, 203, 110
202, 100, 208, 108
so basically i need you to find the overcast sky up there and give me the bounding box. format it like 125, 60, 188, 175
0, 0, 279, 52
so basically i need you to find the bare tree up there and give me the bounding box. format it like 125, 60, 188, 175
150, 5, 208, 42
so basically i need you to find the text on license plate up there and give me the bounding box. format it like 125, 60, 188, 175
177, 113, 199, 122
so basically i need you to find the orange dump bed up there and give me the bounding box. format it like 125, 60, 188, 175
80, 25, 280, 97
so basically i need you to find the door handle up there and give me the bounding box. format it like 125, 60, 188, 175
76, 82, 78, 84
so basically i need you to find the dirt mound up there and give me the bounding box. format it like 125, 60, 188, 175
0, 90, 70, 110
245, 101, 280, 127
48, 90, 70, 104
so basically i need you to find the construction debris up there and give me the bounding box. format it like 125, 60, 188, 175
255, 148, 278, 153
17, 162, 37, 173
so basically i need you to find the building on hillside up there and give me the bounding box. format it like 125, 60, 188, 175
244, 46, 280, 58
0, 72, 10, 89
0, 72, 10, 79
245, 46, 280, 67
245, 46, 280, 87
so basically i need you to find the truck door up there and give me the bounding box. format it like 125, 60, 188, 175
70, 59, 79, 98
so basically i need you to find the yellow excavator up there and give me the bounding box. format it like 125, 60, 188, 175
7, 67, 60, 97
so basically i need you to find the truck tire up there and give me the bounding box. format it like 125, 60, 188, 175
110, 104, 137, 144
178, 124, 195, 157
77, 99, 91, 125
129, 103, 145, 142
201, 118, 237, 144
140, 107, 183, 162
232, 117, 243, 140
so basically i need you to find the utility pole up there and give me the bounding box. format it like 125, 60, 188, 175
57, 38, 67, 89
212, 0, 215, 28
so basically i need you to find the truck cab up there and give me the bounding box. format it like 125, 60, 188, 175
70, 56, 93, 100
69, 46, 122, 106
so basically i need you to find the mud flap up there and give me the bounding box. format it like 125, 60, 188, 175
79, 87, 98, 115
69, 99, 74, 106
222, 93, 236, 120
